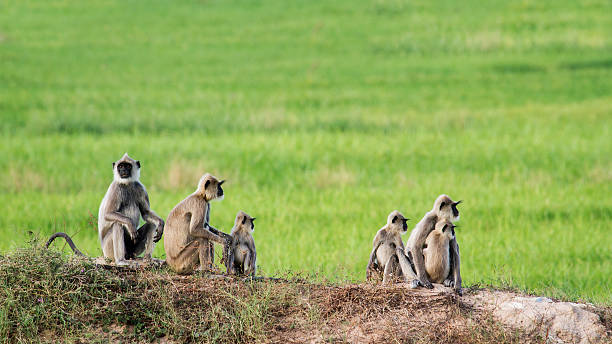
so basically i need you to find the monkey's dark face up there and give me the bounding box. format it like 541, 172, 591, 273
217, 183, 224, 198
241, 215, 255, 232
451, 200, 461, 221
116, 162, 132, 179
391, 214, 409, 233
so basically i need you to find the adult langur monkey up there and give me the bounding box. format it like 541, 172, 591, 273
98, 153, 165, 266
366, 210, 419, 287
406, 194, 462, 295
164, 174, 232, 274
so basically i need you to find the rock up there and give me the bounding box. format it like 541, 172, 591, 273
470, 291, 607, 344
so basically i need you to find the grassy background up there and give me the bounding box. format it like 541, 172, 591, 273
1, 0, 611, 303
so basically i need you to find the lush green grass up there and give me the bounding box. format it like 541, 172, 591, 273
1, 0, 611, 304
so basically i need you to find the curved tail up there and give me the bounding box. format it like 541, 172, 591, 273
45, 232, 86, 257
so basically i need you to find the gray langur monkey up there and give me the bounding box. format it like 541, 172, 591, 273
164, 173, 232, 274
228, 211, 257, 276
406, 194, 462, 294
366, 210, 419, 287
97, 153, 165, 266
423, 219, 456, 284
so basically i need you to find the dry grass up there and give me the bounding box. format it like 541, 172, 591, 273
0, 243, 558, 343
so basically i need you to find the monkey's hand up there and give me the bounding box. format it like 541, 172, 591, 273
124, 223, 137, 241
418, 276, 434, 289
153, 220, 164, 243
443, 279, 455, 288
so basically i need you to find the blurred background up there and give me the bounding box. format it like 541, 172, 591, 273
0, 0, 610, 303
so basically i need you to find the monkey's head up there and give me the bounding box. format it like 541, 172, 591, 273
112, 153, 140, 184
387, 210, 409, 234
433, 194, 461, 222
434, 219, 456, 240
234, 210, 256, 233
196, 173, 225, 202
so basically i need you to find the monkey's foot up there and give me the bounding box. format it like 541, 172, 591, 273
409, 279, 421, 289
443, 279, 455, 288
115, 260, 130, 267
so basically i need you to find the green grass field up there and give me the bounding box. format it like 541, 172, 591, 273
1, 0, 611, 304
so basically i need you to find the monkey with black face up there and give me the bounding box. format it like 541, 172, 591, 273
406, 194, 462, 294
366, 210, 418, 286
228, 211, 257, 276
97, 154, 165, 266
423, 219, 456, 285
164, 174, 232, 274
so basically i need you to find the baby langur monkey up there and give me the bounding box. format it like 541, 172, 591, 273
366, 210, 419, 287
164, 174, 232, 274
423, 219, 456, 284
406, 194, 462, 294
228, 211, 257, 276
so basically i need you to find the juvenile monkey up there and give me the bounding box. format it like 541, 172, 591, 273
423, 219, 456, 284
164, 174, 232, 274
406, 194, 462, 294
98, 154, 164, 266
229, 211, 257, 276
366, 210, 418, 286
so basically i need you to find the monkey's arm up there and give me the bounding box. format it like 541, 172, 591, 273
450, 238, 462, 295
248, 239, 257, 275
102, 195, 136, 238
188, 206, 225, 244
409, 223, 434, 289
366, 238, 382, 280
137, 189, 165, 242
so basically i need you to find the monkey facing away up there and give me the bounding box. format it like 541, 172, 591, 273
423, 219, 456, 284
366, 210, 419, 286
164, 174, 232, 274
97, 154, 165, 266
406, 194, 462, 294
228, 211, 257, 276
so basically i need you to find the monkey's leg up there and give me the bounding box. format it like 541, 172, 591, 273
169, 241, 200, 274
198, 238, 214, 272
396, 248, 419, 288
382, 255, 400, 285
243, 251, 253, 276
208, 241, 215, 265
131, 222, 156, 260
111, 223, 129, 266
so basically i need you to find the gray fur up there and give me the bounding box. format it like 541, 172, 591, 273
98, 154, 164, 266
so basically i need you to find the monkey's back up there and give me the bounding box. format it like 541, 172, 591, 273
423, 232, 451, 283
164, 194, 206, 260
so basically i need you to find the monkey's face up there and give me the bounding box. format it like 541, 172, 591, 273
242, 215, 255, 233
201, 175, 225, 202
116, 162, 132, 179
435, 220, 455, 238
436, 196, 461, 222
388, 211, 408, 234
112, 154, 140, 183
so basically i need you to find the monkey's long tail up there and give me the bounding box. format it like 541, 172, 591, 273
45, 232, 87, 257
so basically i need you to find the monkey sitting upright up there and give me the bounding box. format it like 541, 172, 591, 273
164, 174, 232, 274
98, 153, 165, 266
366, 210, 419, 286
228, 211, 257, 276
423, 219, 456, 284
406, 194, 462, 294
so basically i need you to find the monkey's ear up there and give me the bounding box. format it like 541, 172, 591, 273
136, 161, 141, 168
219, 180, 225, 185
439, 201, 446, 210
442, 224, 448, 232
112, 162, 116, 168
251, 217, 256, 222
392, 215, 398, 223
205, 180, 210, 189
242, 216, 247, 224
454, 200, 462, 206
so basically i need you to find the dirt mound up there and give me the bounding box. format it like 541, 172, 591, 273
2, 249, 610, 343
